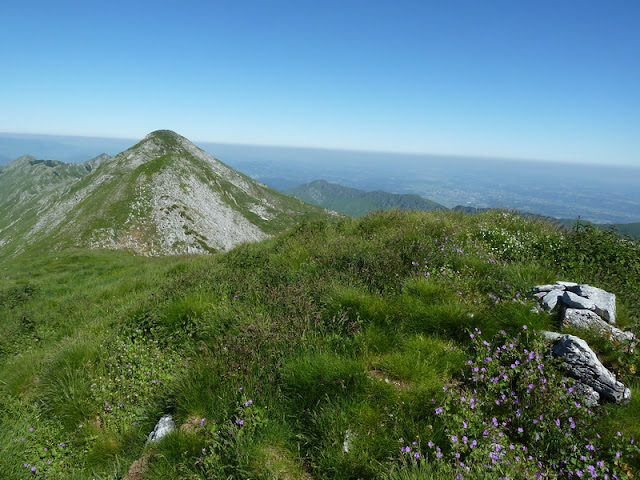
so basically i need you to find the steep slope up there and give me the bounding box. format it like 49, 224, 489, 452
0, 130, 329, 259
0, 154, 109, 255
286, 179, 446, 216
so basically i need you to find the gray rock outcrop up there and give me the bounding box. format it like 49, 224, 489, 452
551, 334, 631, 404
535, 281, 617, 324
536, 282, 633, 405
534, 282, 631, 346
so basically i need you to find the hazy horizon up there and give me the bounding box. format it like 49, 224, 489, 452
2, 131, 638, 225
1, 130, 638, 170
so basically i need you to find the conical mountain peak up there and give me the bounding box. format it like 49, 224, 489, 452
0, 132, 329, 260
109, 129, 205, 171
141, 129, 187, 147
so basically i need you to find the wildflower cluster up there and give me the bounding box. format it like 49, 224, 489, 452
411, 244, 536, 309
411, 235, 500, 277
198, 392, 267, 478
473, 213, 565, 263
91, 329, 186, 428
3, 397, 72, 478
404, 327, 638, 478
484, 279, 536, 308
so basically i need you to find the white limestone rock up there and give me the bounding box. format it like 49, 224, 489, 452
551, 334, 630, 404
561, 308, 633, 345
533, 284, 564, 293
343, 429, 353, 453
146, 414, 176, 444
542, 290, 565, 311
567, 284, 616, 324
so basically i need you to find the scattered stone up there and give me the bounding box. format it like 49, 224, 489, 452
567, 284, 616, 324
146, 414, 176, 444
561, 308, 634, 345
343, 429, 353, 453
551, 334, 630, 404
542, 290, 564, 311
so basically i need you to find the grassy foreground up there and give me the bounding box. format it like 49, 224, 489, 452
1, 210, 639, 479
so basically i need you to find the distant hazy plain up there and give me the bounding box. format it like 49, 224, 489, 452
1, 133, 638, 224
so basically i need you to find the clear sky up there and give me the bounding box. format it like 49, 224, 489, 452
1, 0, 638, 165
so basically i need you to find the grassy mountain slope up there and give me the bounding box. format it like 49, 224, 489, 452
286, 179, 445, 216
0, 154, 109, 256
0, 131, 330, 260
1, 209, 639, 479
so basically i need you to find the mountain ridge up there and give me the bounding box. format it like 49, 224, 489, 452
286, 179, 446, 216
0, 130, 330, 260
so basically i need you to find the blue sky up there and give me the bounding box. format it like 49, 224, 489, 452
1, 0, 638, 165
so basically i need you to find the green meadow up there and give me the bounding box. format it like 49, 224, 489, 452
1, 210, 639, 479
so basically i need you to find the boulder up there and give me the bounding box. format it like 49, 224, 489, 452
146, 414, 176, 444
561, 308, 633, 345
555, 281, 578, 288
551, 334, 630, 404
567, 284, 616, 324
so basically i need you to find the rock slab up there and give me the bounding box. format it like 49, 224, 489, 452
551, 334, 630, 404
562, 291, 597, 312
561, 309, 633, 345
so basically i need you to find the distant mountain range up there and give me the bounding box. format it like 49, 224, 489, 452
285, 182, 640, 238
286, 179, 446, 216
0, 130, 329, 260
3, 132, 640, 224
0, 132, 136, 165
1, 131, 637, 262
